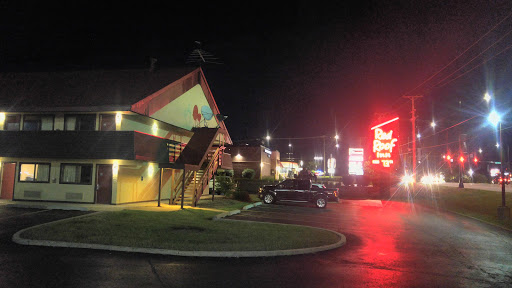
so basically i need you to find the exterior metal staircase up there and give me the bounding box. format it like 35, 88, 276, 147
174, 148, 221, 206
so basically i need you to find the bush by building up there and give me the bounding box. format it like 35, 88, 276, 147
242, 168, 256, 179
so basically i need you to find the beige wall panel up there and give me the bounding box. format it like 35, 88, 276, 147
117, 164, 160, 204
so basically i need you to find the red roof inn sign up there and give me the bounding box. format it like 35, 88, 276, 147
370, 117, 399, 168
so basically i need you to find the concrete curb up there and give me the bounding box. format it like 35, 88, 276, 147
11, 201, 346, 257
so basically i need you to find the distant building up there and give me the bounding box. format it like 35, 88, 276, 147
225, 144, 280, 179
280, 161, 301, 179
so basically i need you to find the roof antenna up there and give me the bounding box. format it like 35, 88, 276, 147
186, 41, 223, 66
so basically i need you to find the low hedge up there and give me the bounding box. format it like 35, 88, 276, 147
235, 178, 279, 194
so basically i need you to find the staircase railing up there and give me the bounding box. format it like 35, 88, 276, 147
170, 169, 194, 205
192, 147, 222, 205
168, 142, 186, 163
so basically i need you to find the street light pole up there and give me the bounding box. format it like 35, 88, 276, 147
500, 122, 505, 206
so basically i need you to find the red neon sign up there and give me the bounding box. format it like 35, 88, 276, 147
370, 117, 399, 168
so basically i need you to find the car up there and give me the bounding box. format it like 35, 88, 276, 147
492, 174, 510, 185
258, 179, 333, 208
311, 183, 339, 202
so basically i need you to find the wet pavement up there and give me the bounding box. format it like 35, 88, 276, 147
1, 199, 512, 287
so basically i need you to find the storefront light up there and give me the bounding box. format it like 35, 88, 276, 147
148, 163, 154, 175
0, 112, 5, 123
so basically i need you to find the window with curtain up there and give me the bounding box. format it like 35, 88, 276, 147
60, 164, 93, 185
23, 115, 54, 131
5, 115, 20, 131
19, 163, 50, 182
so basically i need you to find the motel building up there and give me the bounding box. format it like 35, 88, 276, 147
0, 67, 232, 206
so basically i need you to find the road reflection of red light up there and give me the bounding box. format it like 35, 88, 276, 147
354, 203, 410, 285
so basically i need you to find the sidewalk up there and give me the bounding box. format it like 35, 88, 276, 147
0, 194, 225, 212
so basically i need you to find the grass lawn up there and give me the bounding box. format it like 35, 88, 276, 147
20, 197, 340, 251
391, 184, 512, 229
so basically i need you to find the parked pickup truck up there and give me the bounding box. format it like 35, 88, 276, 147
258, 179, 337, 208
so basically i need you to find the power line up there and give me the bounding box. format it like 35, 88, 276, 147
402, 9, 512, 96
431, 28, 512, 88
434, 41, 512, 89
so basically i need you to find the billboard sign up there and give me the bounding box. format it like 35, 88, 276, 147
348, 148, 364, 175
370, 117, 399, 168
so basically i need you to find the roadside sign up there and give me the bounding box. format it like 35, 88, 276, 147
348, 148, 364, 175
370, 117, 399, 169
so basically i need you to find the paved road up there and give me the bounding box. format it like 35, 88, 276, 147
1, 201, 512, 287
440, 182, 512, 192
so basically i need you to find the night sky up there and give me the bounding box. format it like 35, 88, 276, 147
2, 1, 512, 166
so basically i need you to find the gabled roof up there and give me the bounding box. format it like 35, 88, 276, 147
0, 66, 232, 144
0, 67, 197, 111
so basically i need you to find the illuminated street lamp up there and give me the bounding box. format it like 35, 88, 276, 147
430, 121, 436, 128
479, 148, 483, 154
488, 109, 509, 220
484, 92, 491, 103
266, 135, 270, 141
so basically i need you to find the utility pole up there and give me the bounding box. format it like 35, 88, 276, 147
404, 96, 422, 180
323, 136, 326, 173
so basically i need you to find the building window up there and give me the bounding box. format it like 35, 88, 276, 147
60, 164, 93, 185
23, 115, 54, 131
19, 163, 51, 183
5, 115, 20, 131
65, 114, 96, 131
100, 114, 116, 131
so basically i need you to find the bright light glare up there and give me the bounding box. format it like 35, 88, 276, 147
484, 92, 491, 103
479, 148, 482, 153
496, 143, 500, 148
488, 110, 500, 127
468, 169, 474, 177
266, 135, 270, 140
431, 121, 436, 128
417, 133, 421, 139
335, 134, 339, 140
401, 174, 414, 185
420, 174, 445, 184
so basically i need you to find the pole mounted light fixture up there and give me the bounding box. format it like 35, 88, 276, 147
484, 92, 491, 103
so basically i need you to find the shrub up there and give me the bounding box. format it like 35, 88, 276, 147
216, 176, 235, 196
242, 169, 256, 179
235, 178, 279, 194
232, 189, 251, 202
473, 173, 489, 183
261, 176, 276, 181
342, 175, 355, 186
356, 175, 371, 187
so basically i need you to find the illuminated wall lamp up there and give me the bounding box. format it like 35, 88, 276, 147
115, 112, 122, 125
148, 163, 154, 176
113, 161, 119, 177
